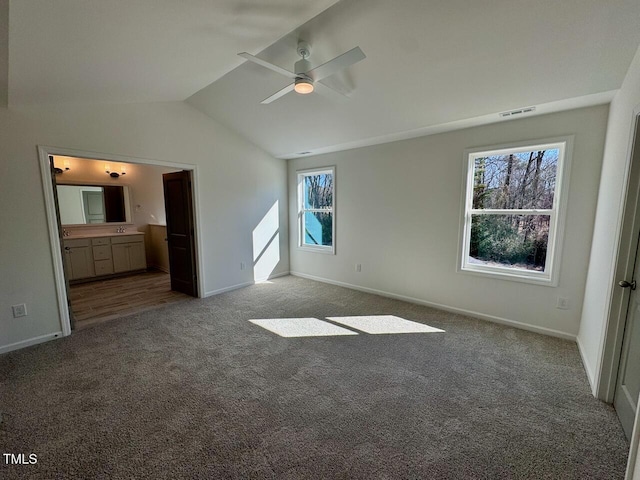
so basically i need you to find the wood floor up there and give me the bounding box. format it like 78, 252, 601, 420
69, 270, 191, 328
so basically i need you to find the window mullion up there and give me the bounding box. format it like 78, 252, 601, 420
470, 209, 554, 215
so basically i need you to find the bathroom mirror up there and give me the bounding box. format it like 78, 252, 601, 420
57, 184, 132, 225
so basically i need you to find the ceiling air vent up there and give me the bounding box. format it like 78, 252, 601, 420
499, 106, 536, 118
298, 151, 312, 155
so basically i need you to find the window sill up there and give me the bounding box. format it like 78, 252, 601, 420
460, 265, 557, 287
298, 245, 335, 255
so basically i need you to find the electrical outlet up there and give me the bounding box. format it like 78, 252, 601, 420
556, 297, 569, 310
355, 264, 362, 272
12, 304, 27, 318
240, 262, 246, 271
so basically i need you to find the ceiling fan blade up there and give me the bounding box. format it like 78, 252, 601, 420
306, 47, 366, 82
261, 83, 295, 104
314, 82, 349, 102
238, 52, 297, 79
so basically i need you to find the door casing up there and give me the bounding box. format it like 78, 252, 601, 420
38, 145, 205, 337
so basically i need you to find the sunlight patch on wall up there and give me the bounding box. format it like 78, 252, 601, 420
249, 318, 358, 338
326, 315, 445, 335
253, 233, 280, 282
252, 201, 280, 282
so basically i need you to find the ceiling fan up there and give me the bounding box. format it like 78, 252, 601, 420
238, 41, 366, 104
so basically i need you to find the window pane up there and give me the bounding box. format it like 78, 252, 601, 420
472, 149, 558, 210
303, 212, 332, 247
304, 173, 333, 209
469, 214, 550, 271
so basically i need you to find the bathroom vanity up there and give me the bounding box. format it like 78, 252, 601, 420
63, 232, 146, 281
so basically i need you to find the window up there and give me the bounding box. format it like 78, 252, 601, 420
297, 167, 335, 253
460, 139, 570, 285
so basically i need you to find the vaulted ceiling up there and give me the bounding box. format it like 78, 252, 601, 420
8, 0, 338, 105
7, 0, 640, 159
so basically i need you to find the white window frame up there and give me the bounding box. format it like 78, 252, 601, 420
297, 166, 336, 254
458, 137, 573, 286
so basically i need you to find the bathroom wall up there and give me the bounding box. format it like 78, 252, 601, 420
52, 156, 179, 263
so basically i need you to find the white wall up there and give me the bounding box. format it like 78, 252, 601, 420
289, 105, 608, 339
0, 101, 289, 353
579, 44, 640, 395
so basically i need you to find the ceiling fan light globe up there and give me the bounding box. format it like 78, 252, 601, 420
294, 80, 314, 94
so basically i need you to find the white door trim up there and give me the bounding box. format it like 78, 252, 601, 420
37, 145, 206, 337
627, 393, 640, 479
596, 107, 640, 402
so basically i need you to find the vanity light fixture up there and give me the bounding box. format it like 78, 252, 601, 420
53, 158, 71, 175
105, 163, 126, 178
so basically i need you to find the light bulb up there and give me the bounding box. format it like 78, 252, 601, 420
294, 80, 314, 94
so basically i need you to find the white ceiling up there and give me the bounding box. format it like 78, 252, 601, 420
8, 0, 640, 159
8, 0, 338, 105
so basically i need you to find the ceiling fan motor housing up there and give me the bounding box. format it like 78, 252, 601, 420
294, 58, 311, 76
294, 53, 313, 93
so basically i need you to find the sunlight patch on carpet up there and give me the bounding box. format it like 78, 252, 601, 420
326, 315, 445, 335
250, 318, 359, 338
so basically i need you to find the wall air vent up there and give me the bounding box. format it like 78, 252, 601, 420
499, 106, 536, 118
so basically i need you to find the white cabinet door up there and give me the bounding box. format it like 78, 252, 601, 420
65, 246, 95, 279
111, 241, 147, 273
112, 244, 130, 273
128, 242, 147, 271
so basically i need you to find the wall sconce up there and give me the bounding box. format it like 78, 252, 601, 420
105, 164, 126, 178
53, 159, 71, 175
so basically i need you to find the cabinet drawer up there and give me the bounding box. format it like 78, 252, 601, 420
91, 237, 111, 246
92, 245, 112, 260
94, 259, 114, 276
111, 234, 144, 245
64, 238, 90, 248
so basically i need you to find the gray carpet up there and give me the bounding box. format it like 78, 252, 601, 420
0, 275, 629, 479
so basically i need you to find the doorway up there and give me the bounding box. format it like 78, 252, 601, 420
39, 147, 203, 334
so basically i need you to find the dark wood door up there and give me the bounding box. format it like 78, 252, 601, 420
103, 185, 126, 222
163, 171, 198, 297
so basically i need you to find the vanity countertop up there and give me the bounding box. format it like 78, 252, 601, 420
65, 231, 145, 239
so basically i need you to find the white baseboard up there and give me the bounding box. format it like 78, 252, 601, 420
576, 336, 597, 395
0, 332, 64, 355
290, 271, 577, 341
254, 271, 290, 283
204, 271, 290, 297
